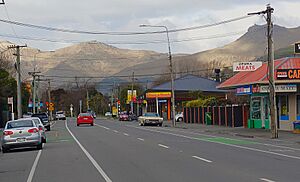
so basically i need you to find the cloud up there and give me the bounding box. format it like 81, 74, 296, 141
0, 0, 299, 53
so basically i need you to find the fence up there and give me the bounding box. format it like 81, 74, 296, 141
183, 105, 249, 128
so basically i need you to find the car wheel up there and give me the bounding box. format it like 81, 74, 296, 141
91, 123, 94, 126
177, 117, 183, 122
158, 123, 162, 127
2, 146, 9, 153
77, 124, 79, 126
42, 137, 47, 143
46, 126, 51, 131
37, 143, 43, 150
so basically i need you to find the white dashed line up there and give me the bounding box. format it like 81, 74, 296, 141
192, 155, 212, 163
137, 138, 144, 141
94, 124, 110, 130
113, 130, 118, 133
123, 133, 129, 136
65, 121, 112, 182
260, 178, 275, 182
128, 125, 300, 160
158, 144, 169, 149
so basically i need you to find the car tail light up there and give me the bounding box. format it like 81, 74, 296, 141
4, 131, 13, 135
28, 128, 39, 133
38, 126, 43, 131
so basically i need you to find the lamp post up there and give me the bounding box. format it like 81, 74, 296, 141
140, 24, 176, 127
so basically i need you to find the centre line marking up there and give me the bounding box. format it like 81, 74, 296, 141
158, 144, 169, 149
128, 125, 300, 160
123, 133, 129, 136
95, 124, 110, 130
137, 138, 144, 141
113, 130, 118, 133
27, 148, 42, 182
192, 155, 212, 163
260, 178, 275, 182
65, 121, 112, 182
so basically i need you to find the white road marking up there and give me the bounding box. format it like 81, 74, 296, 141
123, 133, 129, 136
192, 155, 212, 163
113, 130, 118, 133
158, 126, 300, 152
128, 125, 300, 160
27, 148, 42, 182
260, 178, 275, 182
95, 124, 110, 130
137, 138, 144, 141
158, 144, 169, 149
65, 121, 112, 182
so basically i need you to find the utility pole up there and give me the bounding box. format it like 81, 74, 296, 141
8, 45, 27, 119
47, 79, 52, 121
28, 71, 41, 114
248, 4, 278, 138
131, 72, 135, 114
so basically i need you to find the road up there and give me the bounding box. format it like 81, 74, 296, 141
1, 118, 300, 182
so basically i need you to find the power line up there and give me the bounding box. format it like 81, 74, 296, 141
0, 15, 252, 35
0, 30, 246, 45
42, 67, 226, 79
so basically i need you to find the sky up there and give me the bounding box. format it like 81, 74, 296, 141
0, 0, 300, 54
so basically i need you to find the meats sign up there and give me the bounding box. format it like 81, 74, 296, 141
233, 62, 262, 72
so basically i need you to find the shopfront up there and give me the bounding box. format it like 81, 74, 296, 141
218, 57, 300, 131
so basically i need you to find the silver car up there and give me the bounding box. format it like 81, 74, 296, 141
1, 118, 43, 153
31, 117, 47, 143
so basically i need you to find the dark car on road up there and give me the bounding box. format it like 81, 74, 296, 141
31, 113, 51, 131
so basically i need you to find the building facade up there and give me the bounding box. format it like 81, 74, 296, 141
218, 57, 300, 131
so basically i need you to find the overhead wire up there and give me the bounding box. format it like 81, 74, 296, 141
0, 15, 253, 35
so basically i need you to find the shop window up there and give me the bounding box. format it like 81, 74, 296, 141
279, 95, 289, 120
297, 95, 300, 120
251, 97, 261, 120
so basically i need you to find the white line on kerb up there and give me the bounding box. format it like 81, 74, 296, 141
260, 178, 275, 182
123, 133, 129, 136
137, 138, 144, 141
27, 148, 42, 182
158, 144, 169, 149
95, 124, 110, 130
65, 121, 112, 182
192, 155, 212, 163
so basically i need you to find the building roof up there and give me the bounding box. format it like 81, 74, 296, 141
150, 74, 225, 92
218, 57, 300, 89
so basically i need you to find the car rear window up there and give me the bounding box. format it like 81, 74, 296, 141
79, 113, 91, 116
32, 113, 48, 118
6, 120, 34, 129
144, 113, 159, 117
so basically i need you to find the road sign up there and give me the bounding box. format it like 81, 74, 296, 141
49, 106, 54, 111
8, 97, 13, 104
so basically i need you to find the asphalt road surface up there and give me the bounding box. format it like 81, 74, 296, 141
1, 118, 300, 182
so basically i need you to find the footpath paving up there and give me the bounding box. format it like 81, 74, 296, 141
163, 121, 300, 146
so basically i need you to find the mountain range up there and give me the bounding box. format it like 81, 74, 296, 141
1, 24, 299, 91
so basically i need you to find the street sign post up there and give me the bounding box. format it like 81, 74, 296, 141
8, 97, 14, 120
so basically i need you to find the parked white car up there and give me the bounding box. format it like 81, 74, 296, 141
55, 111, 66, 120
175, 112, 183, 122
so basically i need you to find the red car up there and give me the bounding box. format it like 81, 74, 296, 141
119, 112, 129, 121
77, 113, 94, 126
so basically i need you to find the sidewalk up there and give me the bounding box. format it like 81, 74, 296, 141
163, 121, 300, 145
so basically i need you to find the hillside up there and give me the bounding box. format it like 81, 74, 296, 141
1, 24, 300, 89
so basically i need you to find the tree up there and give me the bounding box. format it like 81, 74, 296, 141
89, 93, 108, 115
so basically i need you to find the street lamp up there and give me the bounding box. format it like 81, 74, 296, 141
139, 24, 176, 127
